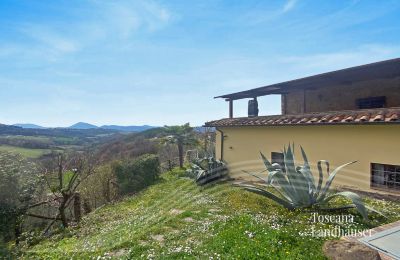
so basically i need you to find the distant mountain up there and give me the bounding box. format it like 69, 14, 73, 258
13, 123, 46, 129
8, 122, 157, 132
100, 125, 156, 132
69, 122, 99, 129
194, 126, 215, 133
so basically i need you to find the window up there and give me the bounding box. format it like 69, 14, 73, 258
371, 163, 400, 191
271, 152, 285, 171
356, 96, 386, 109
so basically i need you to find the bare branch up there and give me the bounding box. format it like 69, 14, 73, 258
25, 213, 62, 220
42, 213, 61, 235
26, 200, 53, 209
43, 168, 61, 199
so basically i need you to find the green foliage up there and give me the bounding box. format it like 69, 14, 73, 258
162, 123, 198, 168
113, 154, 160, 195
0, 239, 12, 259
162, 123, 198, 146
0, 124, 119, 156
186, 157, 228, 185
0, 152, 42, 242
238, 144, 380, 220
168, 167, 187, 177
0, 135, 52, 149
0, 145, 52, 159
79, 164, 119, 207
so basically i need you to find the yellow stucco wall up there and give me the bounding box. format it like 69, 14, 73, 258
215, 124, 400, 193
284, 77, 400, 114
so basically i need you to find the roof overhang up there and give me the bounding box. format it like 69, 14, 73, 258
215, 58, 400, 100
204, 108, 400, 127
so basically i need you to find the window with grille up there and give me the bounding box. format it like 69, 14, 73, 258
271, 152, 285, 171
356, 96, 386, 109
371, 163, 400, 191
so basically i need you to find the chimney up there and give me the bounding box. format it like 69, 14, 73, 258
248, 97, 259, 117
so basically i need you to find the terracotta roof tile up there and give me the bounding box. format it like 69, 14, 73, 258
370, 114, 384, 122
386, 113, 398, 122
205, 108, 400, 127
355, 114, 369, 122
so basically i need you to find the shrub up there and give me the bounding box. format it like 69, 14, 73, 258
186, 157, 228, 185
237, 144, 382, 220
79, 164, 119, 209
0, 152, 42, 242
113, 154, 160, 195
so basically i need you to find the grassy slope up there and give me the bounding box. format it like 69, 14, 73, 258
0, 145, 51, 158
22, 170, 400, 259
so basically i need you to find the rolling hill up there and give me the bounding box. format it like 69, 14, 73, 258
69, 122, 99, 129
100, 125, 156, 132
13, 123, 46, 129
8, 122, 158, 132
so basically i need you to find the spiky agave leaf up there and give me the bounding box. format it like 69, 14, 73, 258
237, 183, 295, 210
295, 166, 317, 205
294, 165, 316, 206
241, 169, 294, 204
260, 152, 275, 172
318, 161, 357, 201
187, 157, 227, 185
321, 191, 368, 220
281, 145, 301, 200
300, 146, 316, 191
267, 169, 300, 205
284, 144, 311, 205
284, 145, 313, 205
316, 160, 329, 197
260, 152, 284, 184
269, 182, 294, 204
364, 205, 387, 219
241, 145, 379, 220
242, 170, 268, 183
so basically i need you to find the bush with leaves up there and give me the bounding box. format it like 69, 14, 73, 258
0, 152, 42, 243
186, 157, 228, 185
237, 144, 382, 220
113, 154, 160, 195
79, 164, 119, 209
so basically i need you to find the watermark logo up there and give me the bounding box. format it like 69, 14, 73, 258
308, 213, 372, 238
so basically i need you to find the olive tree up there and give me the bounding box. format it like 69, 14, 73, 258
162, 123, 198, 168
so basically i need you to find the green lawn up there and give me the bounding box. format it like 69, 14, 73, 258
20, 170, 400, 259
0, 145, 52, 158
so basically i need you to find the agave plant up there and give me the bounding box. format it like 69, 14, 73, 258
237, 144, 380, 220
186, 157, 228, 185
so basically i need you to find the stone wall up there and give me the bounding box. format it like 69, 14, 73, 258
284, 77, 400, 114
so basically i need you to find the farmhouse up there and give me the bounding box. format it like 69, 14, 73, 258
205, 58, 400, 194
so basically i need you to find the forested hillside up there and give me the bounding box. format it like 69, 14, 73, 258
0, 123, 215, 258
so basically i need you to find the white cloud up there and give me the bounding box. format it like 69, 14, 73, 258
20, 25, 80, 55
282, 0, 298, 13
12, 0, 173, 61
93, 0, 172, 39
241, 0, 298, 25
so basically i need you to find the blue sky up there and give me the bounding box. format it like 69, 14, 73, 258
1, 0, 400, 127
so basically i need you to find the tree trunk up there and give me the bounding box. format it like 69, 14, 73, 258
178, 143, 184, 168
73, 192, 81, 222
168, 159, 172, 171
104, 179, 111, 203
59, 193, 69, 228
83, 198, 92, 214
14, 216, 22, 245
